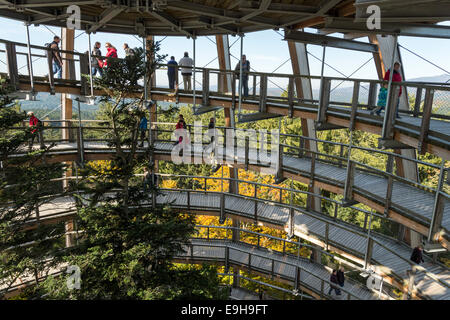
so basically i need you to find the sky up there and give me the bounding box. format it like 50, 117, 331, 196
0, 17, 450, 90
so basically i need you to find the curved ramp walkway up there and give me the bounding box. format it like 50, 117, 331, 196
174, 239, 380, 300
30, 190, 450, 300
19, 139, 450, 247
1, 37, 449, 158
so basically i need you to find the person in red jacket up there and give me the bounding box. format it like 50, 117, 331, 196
384, 62, 402, 119
174, 114, 189, 145
104, 42, 118, 67
28, 111, 44, 150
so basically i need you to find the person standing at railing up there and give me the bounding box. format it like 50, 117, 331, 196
48, 36, 63, 79
91, 41, 103, 77
234, 54, 250, 97
123, 43, 135, 57
328, 269, 341, 296
138, 115, 148, 148
104, 43, 118, 67
178, 52, 194, 91
410, 245, 425, 265
384, 62, 403, 119
370, 83, 387, 116
174, 114, 188, 145
143, 166, 158, 192
27, 111, 44, 151
167, 56, 178, 90
207, 117, 220, 173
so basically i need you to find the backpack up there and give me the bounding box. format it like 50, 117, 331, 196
44, 43, 52, 57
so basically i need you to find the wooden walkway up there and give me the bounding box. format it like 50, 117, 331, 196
21, 140, 450, 244
6, 77, 450, 159
151, 88, 450, 159
174, 239, 380, 300
32, 190, 450, 300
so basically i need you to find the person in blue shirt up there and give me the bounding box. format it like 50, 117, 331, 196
167, 56, 178, 90
371, 83, 388, 116
138, 115, 148, 147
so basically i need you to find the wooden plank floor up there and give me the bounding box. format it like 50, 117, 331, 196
175, 239, 379, 300
20, 140, 450, 236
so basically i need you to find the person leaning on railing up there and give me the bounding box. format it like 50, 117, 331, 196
178, 52, 194, 91
234, 54, 250, 97
167, 56, 178, 91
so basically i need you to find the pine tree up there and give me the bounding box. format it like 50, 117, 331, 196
34, 41, 227, 299
0, 77, 66, 298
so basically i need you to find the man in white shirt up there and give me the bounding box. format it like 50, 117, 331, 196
178, 52, 194, 91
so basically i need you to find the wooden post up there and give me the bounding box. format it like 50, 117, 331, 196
294, 266, 301, 291
245, 136, 249, 171
202, 68, 210, 106
288, 77, 295, 118
5, 42, 19, 90
367, 82, 377, 110
187, 190, 190, 210
219, 192, 226, 224
306, 153, 316, 210
428, 160, 446, 242
231, 72, 236, 110
317, 77, 331, 125
364, 237, 374, 269
288, 208, 295, 238
343, 161, 356, 205
259, 74, 268, 113
384, 154, 394, 216
61, 28, 74, 142
349, 81, 360, 130
418, 88, 434, 155
381, 85, 400, 141
79, 53, 90, 96
413, 87, 423, 117
225, 246, 230, 272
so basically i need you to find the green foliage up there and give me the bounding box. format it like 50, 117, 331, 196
0, 77, 66, 298
21, 44, 224, 300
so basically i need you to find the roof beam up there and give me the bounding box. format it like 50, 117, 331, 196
280, 0, 344, 28
238, 0, 271, 22
148, 9, 192, 37
324, 17, 450, 39
239, 1, 316, 14
88, 6, 125, 33
166, 0, 279, 28
284, 30, 379, 53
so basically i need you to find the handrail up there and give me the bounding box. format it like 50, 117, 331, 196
11, 123, 444, 171
2, 38, 450, 91
11, 180, 449, 294
179, 241, 364, 300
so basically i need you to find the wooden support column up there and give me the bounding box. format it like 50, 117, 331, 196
369, 34, 421, 247
61, 28, 74, 142
63, 163, 75, 247
5, 42, 19, 89
146, 35, 157, 89
217, 35, 240, 289
287, 37, 321, 212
